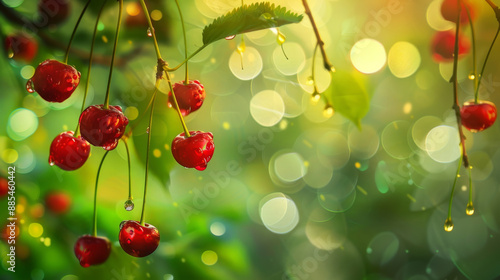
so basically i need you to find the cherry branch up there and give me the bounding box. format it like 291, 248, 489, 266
301, 0, 334, 72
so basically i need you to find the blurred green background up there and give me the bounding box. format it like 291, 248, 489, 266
2, 0, 500, 279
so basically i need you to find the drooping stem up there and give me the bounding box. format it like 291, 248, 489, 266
64, 0, 91, 64
75, 0, 107, 136
301, 0, 333, 72
124, 139, 133, 200
464, 5, 478, 102
139, 80, 159, 226
165, 45, 207, 72
92, 151, 110, 237
165, 71, 191, 137
174, 0, 189, 84
311, 43, 319, 93
104, 0, 124, 109
446, 156, 463, 225
468, 165, 473, 206
452, 0, 469, 168
139, 0, 162, 59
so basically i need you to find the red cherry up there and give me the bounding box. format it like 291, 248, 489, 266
441, 0, 475, 25
0, 177, 8, 198
27, 59, 81, 103
431, 31, 470, 62
168, 80, 206, 116
4, 33, 38, 63
460, 100, 497, 132
45, 191, 71, 214
74, 235, 111, 267
171, 131, 214, 171
79, 105, 129, 151
38, 0, 70, 25
118, 220, 160, 257
49, 131, 90, 170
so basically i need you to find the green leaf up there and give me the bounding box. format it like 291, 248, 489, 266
202, 2, 303, 46
323, 70, 371, 129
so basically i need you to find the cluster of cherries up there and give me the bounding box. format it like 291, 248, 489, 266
431, 0, 497, 132
18, 46, 213, 267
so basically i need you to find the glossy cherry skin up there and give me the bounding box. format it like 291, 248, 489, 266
441, 0, 475, 25
45, 191, 71, 214
28, 59, 81, 102
4, 33, 38, 63
0, 177, 8, 198
38, 0, 70, 25
168, 80, 206, 116
74, 235, 111, 267
49, 131, 90, 170
460, 100, 497, 132
118, 220, 160, 257
431, 31, 469, 62
171, 131, 214, 171
79, 105, 129, 151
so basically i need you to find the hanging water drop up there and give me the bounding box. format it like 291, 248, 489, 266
311, 92, 321, 102
466, 202, 474, 215
225, 35, 236, 40
323, 105, 334, 118
147, 27, 154, 37
124, 199, 134, 211
468, 72, 476, 80
444, 218, 454, 232
26, 79, 35, 93
7, 48, 14, 59
146, 127, 150, 134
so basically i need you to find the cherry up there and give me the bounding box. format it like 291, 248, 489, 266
168, 80, 206, 116
74, 235, 111, 267
27, 59, 81, 103
49, 131, 90, 170
171, 131, 214, 171
118, 220, 160, 257
0, 177, 8, 198
79, 105, 129, 151
460, 100, 497, 132
45, 191, 72, 214
431, 31, 470, 62
38, 0, 70, 26
441, 0, 475, 25
4, 33, 38, 63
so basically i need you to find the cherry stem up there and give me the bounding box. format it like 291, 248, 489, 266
104, 0, 123, 110
447, 156, 463, 221
302, 0, 334, 72
464, 5, 478, 103
468, 165, 473, 205
123, 91, 156, 139
165, 45, 207, 72
139, 0, 162, 60
139, 80, 159, 226
63, 0, 90, 64
92, 151, 110, 237
75, 1, 107, 136
174, 0, 189, 84
165, 71, 191, 137
452, 0, 469, 168
124, 139, 133, 200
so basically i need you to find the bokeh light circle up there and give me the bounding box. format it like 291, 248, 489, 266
7, 108, 38, 141
425, 125, 461, 163
349, 125, 380, 159
350, 39, 386, 74
259, 193, 299, 234
250, 90, 285, 127
381, 121, 412, 159
388, 42, 421, 78
272, 42, 306, 76
273, 152, 307, 183
229, 46, 263, 80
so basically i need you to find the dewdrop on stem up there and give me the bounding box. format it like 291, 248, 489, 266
124, 199, 134, 211
323, 105, 334, 118
444, 218, 454, 232
147, 27, 153, 37
466, 202, 474, 215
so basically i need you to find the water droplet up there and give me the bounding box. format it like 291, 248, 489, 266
195, 164, 207, 171
468, 73, 476, 80
66, 77, 72, 83
147, 27, 153, 37
323, 105, 334, 118
49, 160, 55, 166
66, 86, 74, 92
277, 32, 286, 45
311, 92, 321, 102
237, 37, 245, 54
225, 35, 236, 40
127, 239, 131, 244
444, 218, 454, 232
7, 49, 14, 58
124, 199, 134, 211
146, 127, 150, 134
466, 202, 474, 215
26, 79, 35, 93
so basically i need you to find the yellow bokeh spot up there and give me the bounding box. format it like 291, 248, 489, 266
164, 144, 170, 150
320, 194, 326, 201
20, 65, 35, 80
173, 202, 178, 207
3, 149, 18, 164
153, 149, 161, 158
44, 237, 51, 246
125, 106, 139, 121
350, 39, 386, 74
102, 36, 108, 43
355, 162, 361, 169
177, 230, 182, 237
222, 122, 231, 130
201, 250, 218, 266
29, 223, 44, 238
388, 42, 421, 78
126, 2, 141, 16
403, 102, 412, 114
17, 204, 25, 214
151, 10, 162, 21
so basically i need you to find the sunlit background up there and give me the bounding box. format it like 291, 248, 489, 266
2, 0, 500, 279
